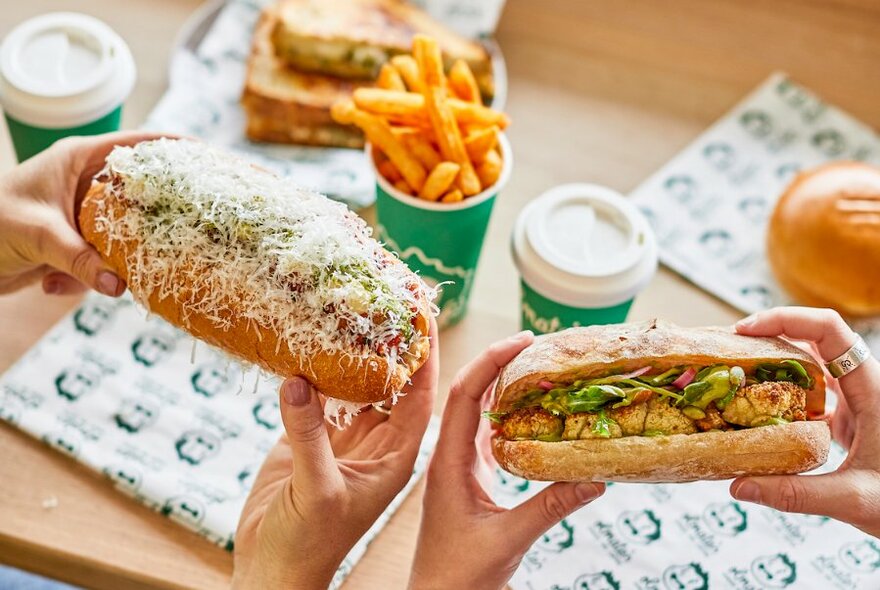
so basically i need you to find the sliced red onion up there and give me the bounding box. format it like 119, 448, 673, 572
538, 380, 554, 391
617, 366, 652, 380
671, 367, 697, 389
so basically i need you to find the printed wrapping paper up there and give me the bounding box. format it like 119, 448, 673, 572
144, 0, 507, 210
502, 443, 880, 590
0, 292, 439, 588
628, 72, 880, 354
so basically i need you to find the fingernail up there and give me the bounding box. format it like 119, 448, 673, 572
575, 482, 602, 502
736, 315, 756, 328
511, 330, 533, 342
282, 378, 311, 406
44, 280, 61, 295
733, 480, 761, 503
96, 271, 122, 296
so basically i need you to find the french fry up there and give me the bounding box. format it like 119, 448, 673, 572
378, 159, 403, 183
413, 34, 446, 90
440, 189, 464, 203
448, 59, 481, 103
390, 55, 424, 94
352, 89, 509, 130
394, 179, 413, 195
464, 125, 499, 164
348, 108, 426, 192
420, 161, 461, 201
330, 100, 357, 125
424, 86, 481, 195
354, 88, 422, 118
404, 133, 442, 170
377, 63, 406, 91
476, 148, 502, 189
449, 98, 510, 128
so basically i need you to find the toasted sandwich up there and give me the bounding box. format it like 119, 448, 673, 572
242, 9, 369, 148
271, 0, 494, 100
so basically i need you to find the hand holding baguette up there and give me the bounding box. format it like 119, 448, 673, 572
234, 320, 438, 589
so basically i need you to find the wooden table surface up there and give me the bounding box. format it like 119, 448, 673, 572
1, 0, 879, 588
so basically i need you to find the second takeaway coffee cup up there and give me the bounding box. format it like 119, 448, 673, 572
373, 134, 512, 329
0, 12, 136, 161
512, 183, 658, 334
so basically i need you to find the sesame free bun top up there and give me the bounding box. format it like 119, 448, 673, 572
769, 161, 880, 317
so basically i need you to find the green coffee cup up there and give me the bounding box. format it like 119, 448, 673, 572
0, 12, 136, 161
512, 183, 658, 334
373, 135, 512, 328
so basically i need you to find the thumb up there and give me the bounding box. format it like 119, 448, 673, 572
279, 378, 339, 494
511, 481, 605, 543
41, 222, 125, 297
730, 473, 860, 521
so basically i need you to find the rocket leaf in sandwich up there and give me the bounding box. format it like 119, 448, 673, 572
591, 409, 617, 438
755, 360, 812, 389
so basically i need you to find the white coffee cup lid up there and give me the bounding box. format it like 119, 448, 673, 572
0, 12, 135, 127
512, 183, 658, 307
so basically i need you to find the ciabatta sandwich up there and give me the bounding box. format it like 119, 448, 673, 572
489, 321, 830, 482
79, 139, 434, 424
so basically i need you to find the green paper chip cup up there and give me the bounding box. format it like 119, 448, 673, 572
373, 134, 512, 328
0, 12, 136, 161
512, 183, 658, 334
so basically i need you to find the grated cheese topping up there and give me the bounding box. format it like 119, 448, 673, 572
93, 139, 434, 424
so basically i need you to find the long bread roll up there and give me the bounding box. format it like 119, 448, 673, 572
79, 139, 433, 422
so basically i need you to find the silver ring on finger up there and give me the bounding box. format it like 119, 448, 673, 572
825, 335, 872, 379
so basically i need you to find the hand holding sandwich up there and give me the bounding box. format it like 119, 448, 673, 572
0, 132, 165, 296
732, 307, 880, 537
408, 331, 605, 590
232, 319, 438, 590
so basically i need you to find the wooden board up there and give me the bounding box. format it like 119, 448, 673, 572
1, 0, 879, 588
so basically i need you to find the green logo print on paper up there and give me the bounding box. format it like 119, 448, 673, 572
536, 519, 575, 553
662, 563, 710, 590
132, 330, 177, 367
114, 398, 159, 433
751, 554, 797, 588
725, 553, 796, 589
175, 430, 221, 465
73, 299, 116, 336
703, 502, 748, 537
839, 539, 880, 574
617, 509, 662, 544
573, 571, 621, 590
495, 467, 530, 496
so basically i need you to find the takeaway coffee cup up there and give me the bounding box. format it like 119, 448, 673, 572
0, 12, 136, 161
512, 183, 658, 334
373, 134, 512, 328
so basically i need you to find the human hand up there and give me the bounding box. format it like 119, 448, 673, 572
409, 331, 605, 590
232, 320, 438, 589
0, 131, 166, 296
731, 306, 880, 537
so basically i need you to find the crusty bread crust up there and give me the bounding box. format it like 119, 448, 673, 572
493, 420, 831, 483
79, 182, 431, 404
493, 320, 826, 417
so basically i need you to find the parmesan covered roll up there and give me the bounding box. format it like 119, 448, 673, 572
79, 138, 434, 425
